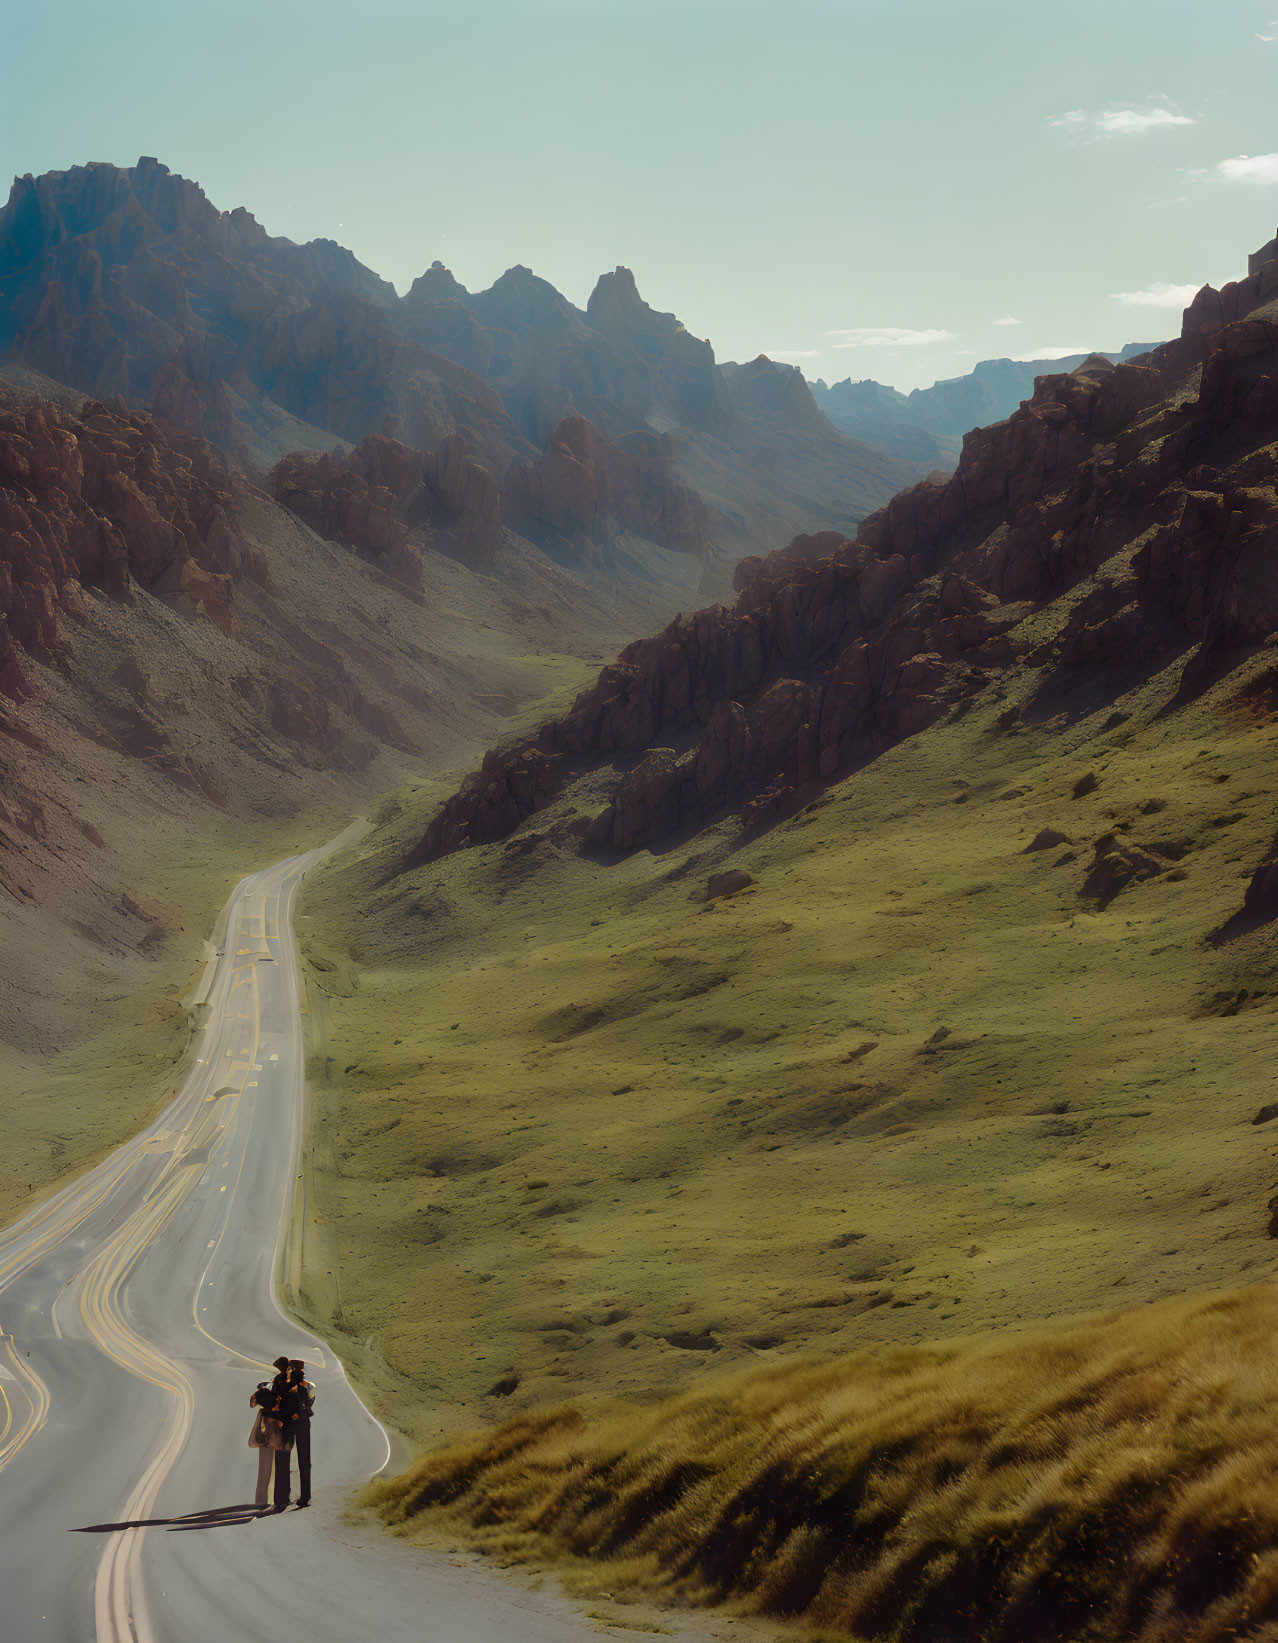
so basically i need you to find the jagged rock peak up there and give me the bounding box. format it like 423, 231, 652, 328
488, 264, 564, 302
467, 263, 576, 327
719, 354, 828, 431
1, 158, 265, 268
587, 265, 681, 344
406, 259, 468, 303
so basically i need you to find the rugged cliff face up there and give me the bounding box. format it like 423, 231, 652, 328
268, 412, 715, 583
0, 395, 259, 698
270, 430, 504, 579
0, 159, 431, 460
407, 233, 1278, 865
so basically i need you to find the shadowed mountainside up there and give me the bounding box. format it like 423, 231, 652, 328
269, 412, 715, 587
401, 259, 924, 569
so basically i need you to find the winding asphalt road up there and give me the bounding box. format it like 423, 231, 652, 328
0, 850, 649, 1643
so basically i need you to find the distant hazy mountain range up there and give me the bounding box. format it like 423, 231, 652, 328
810, 344, 1165, 465
0, 158, 926, 598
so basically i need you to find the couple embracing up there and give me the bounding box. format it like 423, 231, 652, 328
249, 1356, 315, 1512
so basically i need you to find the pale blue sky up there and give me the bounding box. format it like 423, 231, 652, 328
6, 0, 1276, 389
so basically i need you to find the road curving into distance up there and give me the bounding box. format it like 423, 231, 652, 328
0, 846, 634, 1643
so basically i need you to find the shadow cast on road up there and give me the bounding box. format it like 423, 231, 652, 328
72, 1503, 289, 1533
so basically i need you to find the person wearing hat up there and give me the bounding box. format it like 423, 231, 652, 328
267, 1356, 302, 1510
287, 1359, 316, 1507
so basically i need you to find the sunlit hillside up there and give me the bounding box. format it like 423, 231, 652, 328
298, 647, 1278, 1437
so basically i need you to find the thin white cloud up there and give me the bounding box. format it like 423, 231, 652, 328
829, 327, 960, 348
992, 315, 1022, 326
763, 348, 822, 359
955, 349, 977, 356
1216, 153, 1278, 183
1097, 107, 1195, 136
1110, 280, 1200, 308
1013, 346, 1097, 361
1049, 104, 1195, 139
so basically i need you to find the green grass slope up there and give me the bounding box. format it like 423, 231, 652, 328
298, 643, 1278, 1449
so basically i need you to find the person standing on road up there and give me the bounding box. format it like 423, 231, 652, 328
249, 1369, 289, 1509
267, 1356, 301, 1511
287, 1359, 316, 1507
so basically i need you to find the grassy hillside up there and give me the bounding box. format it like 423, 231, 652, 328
297, 645, 1278, 1453
366, 1282, 1278, 1643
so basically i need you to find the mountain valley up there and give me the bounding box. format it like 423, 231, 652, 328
3, 138, 1278, 1643
286, 228, 1278, 1641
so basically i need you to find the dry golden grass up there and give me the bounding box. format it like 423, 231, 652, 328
367, 1283, 1278, 1642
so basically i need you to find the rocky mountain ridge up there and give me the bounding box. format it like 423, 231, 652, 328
1, 159, 922, 595
269, 411, 714, 586
405, 230, 1278, 876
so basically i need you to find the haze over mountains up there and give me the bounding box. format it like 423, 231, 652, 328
6, 143, 1278, 1643
812, 342, 1164, 465
0, 159, 926, 592
0, 154, 926, 1071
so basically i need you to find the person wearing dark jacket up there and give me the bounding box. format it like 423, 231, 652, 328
266, 1356, 301, 1510
287, 1359, 315, 1507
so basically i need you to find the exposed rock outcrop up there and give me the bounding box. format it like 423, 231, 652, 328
503, 414, 712, 565
270, 429, 504, 576
0, 393, 259, 696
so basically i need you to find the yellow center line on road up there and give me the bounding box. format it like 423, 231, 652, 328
0, 1150, 148, 1301
0, 1334, 51, 1474
0, 921, 248, 1302
83, 863, 308, 1640
190, 957, 278, 1373
0, 857, 326, 1638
